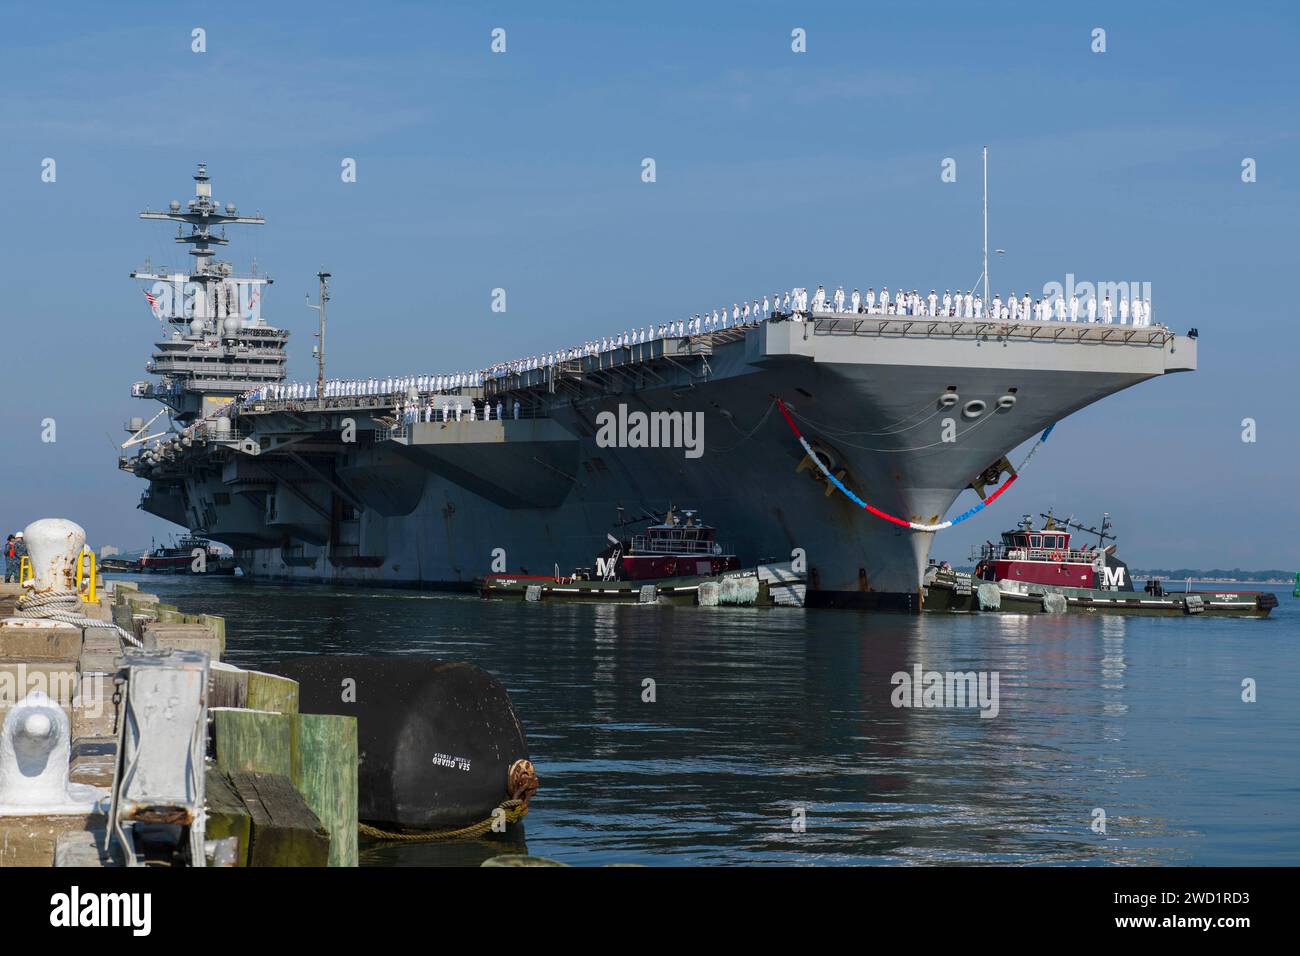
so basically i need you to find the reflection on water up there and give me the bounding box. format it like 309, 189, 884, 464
120, 575, 1300, 866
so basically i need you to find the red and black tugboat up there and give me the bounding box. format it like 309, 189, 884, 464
602, 508, 741, 581
478, 506, 799, 606
138, 533, 237, 575
925, 512, 1277, 617
971, 512, 1128, 590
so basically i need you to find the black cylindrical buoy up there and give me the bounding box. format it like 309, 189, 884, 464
274, 656, 531, 829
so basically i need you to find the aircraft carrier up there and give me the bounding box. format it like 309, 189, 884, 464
119, 165, 1196, 610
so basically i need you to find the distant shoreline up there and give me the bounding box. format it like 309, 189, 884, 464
1137, 579, 1292, 586
953, 566, 1293, 586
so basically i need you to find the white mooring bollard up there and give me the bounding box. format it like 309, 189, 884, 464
22, 518, 86, 594
0, 690, 107, 816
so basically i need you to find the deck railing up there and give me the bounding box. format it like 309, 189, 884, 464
978, 544, 1101, 564
629, 535, 726, 556
811, 314, 1173, 346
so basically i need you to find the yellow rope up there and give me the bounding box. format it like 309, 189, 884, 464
358, 799, 529, 843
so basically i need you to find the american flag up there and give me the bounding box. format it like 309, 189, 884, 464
142, 289, 160, 316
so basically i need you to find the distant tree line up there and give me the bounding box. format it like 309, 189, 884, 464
950, 565, 1292, 582
1131, 569, 1293, 582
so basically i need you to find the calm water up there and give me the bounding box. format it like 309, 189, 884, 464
121, 574, 1299, 866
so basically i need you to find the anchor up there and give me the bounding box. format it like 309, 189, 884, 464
795, 439, 855, 498
968, 456, 1016, 500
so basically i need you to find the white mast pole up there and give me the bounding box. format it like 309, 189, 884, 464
315, 270, 330, 396
983, 146, 989, 307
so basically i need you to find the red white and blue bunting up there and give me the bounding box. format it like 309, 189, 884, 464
774, 397, 1054, 532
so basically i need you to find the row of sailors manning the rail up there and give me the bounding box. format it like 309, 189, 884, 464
231, 307, 772, 404
805, 286, 1155, 324
230, 283, 1156, 406
399, 397, 521, 423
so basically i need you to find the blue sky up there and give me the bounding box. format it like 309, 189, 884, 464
0, 0, 1296, 568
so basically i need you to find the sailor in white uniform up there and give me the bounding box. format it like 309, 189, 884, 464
833, 286, 846, 312
974, 294, 983, 319
1069, 294, 1079, 322
812, 285, 827, 312
1086, 296, 1097, 323
927, 290, 937, 317
1054, 293, 1065, 321
1119, 296, 1129, 324
942, 290, 952, 316
850, 289, 861, 313
1101, 295, 1114, 324
991, 294, 1002, 320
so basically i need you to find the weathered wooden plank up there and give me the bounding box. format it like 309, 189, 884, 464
0, 625, 83, 661
209, 664, 249, 709
111, 603, 134, 630
211, 707, 292, 778
231, 771, 330, 867
245, 670, 299, 715
291, 713, 358, 867
54, 826, 122, 867
199, 614, 226, 649
2, 816, 102, 867
204, 768, 250, 867
142, 622, 222, 660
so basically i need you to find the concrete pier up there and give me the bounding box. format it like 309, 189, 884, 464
0, 577, 357, 867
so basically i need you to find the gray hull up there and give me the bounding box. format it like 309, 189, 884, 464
135, 317, 1195, 609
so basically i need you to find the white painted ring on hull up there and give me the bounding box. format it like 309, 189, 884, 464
963, 399, 987, 419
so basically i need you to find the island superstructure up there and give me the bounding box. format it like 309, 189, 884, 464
120, 165, 1197, 610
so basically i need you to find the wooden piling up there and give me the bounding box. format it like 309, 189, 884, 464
231, 771, 330, 867
291, 713, 359, 867
204, 769, 252, 867
211, 707, 293, 778
245, 670, 299, 714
